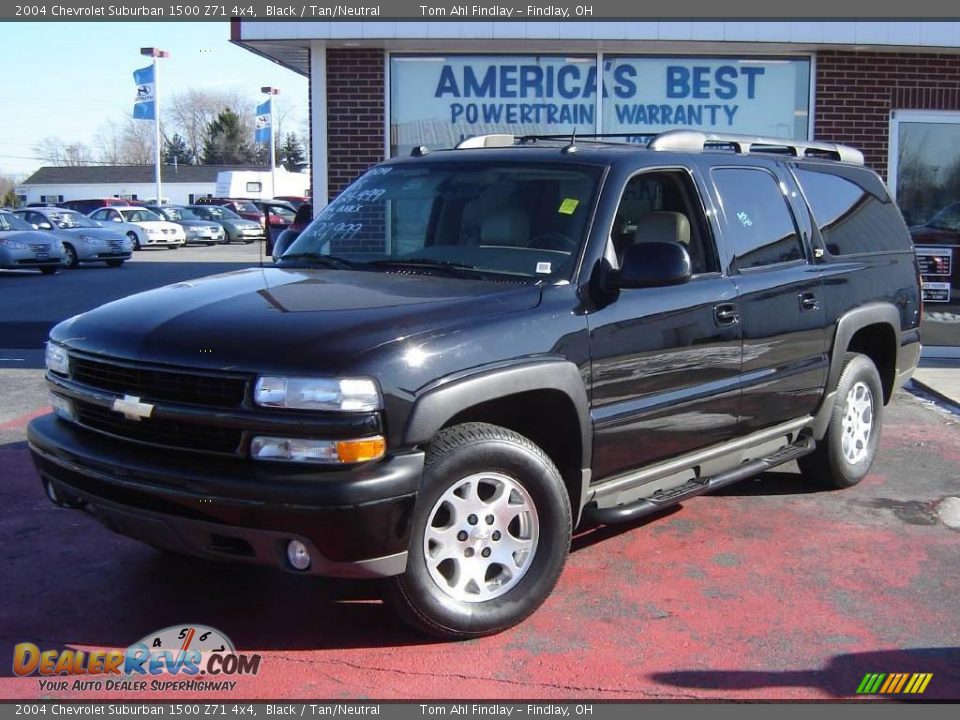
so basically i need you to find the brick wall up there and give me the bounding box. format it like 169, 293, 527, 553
815, 51, 960, 178
326, 49, 385, 201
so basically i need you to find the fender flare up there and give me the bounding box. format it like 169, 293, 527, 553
403, 359, 591, 458
812, 302, 901, 439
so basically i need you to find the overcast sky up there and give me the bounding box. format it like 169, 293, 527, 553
0, 22, 309, 179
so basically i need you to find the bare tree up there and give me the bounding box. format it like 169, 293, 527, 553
165, 88, 257, 164
33, 137, 94, 166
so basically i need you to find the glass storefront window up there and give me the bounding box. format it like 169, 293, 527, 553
891, 111, 960, 350
390, 55, 598, 157
600, 57, 810, 139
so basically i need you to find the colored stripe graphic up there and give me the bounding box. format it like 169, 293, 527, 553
857, 672, 932, 694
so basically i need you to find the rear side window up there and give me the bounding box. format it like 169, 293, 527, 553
712, 168, 804, 269
793, 167, 912, 255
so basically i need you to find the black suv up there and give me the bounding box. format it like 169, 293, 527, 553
29, 130, 921, 638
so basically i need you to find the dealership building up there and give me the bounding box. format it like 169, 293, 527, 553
233, 20, 960, 352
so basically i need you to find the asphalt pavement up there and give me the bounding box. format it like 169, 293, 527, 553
0, 245, 958, 700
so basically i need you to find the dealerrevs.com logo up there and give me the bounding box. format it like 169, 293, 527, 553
13, 624, 262, 692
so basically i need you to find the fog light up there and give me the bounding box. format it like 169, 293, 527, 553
49, 393, 75, 422
287, 540, 311, 570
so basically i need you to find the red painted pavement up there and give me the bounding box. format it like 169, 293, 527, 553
1, 394, 958, 701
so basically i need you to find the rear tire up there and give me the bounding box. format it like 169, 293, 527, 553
799, 352, 884, 489
127, 232, 140, 251
385, 422, 571, 639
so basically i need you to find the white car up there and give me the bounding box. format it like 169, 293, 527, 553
88, 206, 185, 250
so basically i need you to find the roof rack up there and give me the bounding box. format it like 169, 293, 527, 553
648, 129, 865, 166
449, 130, 864, 165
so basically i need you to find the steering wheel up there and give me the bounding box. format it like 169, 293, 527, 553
527, 232, 575, 251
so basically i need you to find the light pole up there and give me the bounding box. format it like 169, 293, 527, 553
141, 47, 169, 205
261, 86, 280, 197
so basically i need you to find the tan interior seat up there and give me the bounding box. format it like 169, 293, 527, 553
633, 211, 691, 246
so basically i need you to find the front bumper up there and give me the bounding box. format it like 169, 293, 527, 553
28, 414, 423, 578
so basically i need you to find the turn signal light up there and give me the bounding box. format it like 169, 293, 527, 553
335, 436, 386, 464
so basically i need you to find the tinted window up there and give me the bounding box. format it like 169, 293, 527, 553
794, 167, 912, 255
713, 168, 804, 269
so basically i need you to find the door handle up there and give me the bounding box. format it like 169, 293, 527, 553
798, 292, 819, 311
714, 303, 739, 326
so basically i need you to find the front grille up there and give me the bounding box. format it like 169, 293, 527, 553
70, 356, 247, 409
75, 401, 242, 454
162, 228, 175, 235
29, 243, 49, 252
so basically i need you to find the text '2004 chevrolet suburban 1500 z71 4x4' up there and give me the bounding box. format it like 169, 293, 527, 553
29, 130, 921, 638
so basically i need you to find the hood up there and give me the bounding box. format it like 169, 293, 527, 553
134, 220, 182, 232
57, 227, 125, 242
53, 268, 542, 375
0, 229, 63, 246
909, 226, 959, 245
178, 220, 221, 229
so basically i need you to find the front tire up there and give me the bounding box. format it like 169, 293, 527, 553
386, 422, 571, 639
63, 243, 79, 268
799, 353, 884, 489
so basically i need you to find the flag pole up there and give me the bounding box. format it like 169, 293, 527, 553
141, 48, 168, 205
261, 87, 280, 198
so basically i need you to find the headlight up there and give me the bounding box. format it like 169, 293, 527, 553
250, 435, 385, 464
254, 376, 381, 411
79, 235, 98, 245
45, 343, 70, 375
0, 238, 28, 249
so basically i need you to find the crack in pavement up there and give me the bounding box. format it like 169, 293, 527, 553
269, 654, 703, 699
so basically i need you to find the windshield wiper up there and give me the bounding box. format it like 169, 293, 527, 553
363, 258, 484, 278
277, 252, 355, 270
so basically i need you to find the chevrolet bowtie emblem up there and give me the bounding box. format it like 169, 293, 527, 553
111, 394, 155, 422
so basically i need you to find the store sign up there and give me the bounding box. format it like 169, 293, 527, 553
389, 55, 810, 155
916, 246, 954, 303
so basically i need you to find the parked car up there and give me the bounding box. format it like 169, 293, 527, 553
28, 130, 921, 639
0, 209, 64, 274
88, 206, 185, 250
59, 198, 133, 215
194, 197, 265, 226
271, 202, 312, 259
273, 195, 310, 210
254, 200, 297, 255
145, 205, 225, 246
185, 204, 263, 243
14, 207, 132, 269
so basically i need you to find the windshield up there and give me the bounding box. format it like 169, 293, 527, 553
48, 210, 97, 229
282, 161, 602, 279
1, 211, 34, 231
928, 203, 960, 232
234, 200, 260, 214
119, 208, 164, 223
161, 207, 199, 221
192, 206, 240, 221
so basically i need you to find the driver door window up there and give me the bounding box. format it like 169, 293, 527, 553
611, 170, 719, 275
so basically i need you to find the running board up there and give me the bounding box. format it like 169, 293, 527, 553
583, 436, 815, 525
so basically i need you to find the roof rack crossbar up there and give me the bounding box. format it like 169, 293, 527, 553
648, 129, 864, 166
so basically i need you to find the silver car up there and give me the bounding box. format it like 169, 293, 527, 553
16, 208, 133, 268
147, 205, 225, 245
0, 210, 65, 275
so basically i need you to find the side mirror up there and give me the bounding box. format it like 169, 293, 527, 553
611, 241, 692, 289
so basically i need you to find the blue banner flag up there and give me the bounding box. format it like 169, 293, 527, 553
255, 100, 271, 144
133, 65, 155, 120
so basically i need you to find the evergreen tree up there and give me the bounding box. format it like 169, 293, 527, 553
201, 108, 256, 165
280, 133, 307, 171
163, 133, 195, 165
